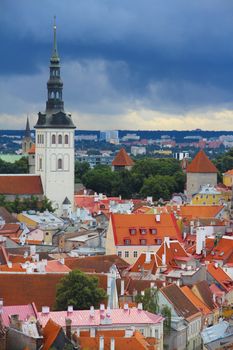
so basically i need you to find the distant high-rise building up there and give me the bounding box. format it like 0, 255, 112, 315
34, 18, 76, 214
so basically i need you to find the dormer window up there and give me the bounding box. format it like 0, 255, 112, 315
129, 228, 136, 235
140, 228, 147, 235
140, 239, 147, 245
150, 228, 157, 235
124, 239, 131, 245
156, 239, 162, 245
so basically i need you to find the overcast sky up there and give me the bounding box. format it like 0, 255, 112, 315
1, 0, 233, 130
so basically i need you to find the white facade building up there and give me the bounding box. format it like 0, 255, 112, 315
35, 21, 76, 214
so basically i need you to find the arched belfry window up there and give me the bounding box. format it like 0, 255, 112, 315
58, 158, 63, 170
58, 135, 62, 144
65, 135, 69, 145
52, 134, 56, 144
51, 91, 55, 99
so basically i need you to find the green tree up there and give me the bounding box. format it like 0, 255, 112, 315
161, 305, 172, 331
55, 270, 107, 311
140, 175, 174, 200
75, 161, 90, 183
135, 288, 159, 314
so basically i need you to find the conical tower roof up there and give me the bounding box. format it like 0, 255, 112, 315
112, 148, 134, 167
186, 149, 217, 173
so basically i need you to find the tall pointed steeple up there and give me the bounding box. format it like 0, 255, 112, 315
35, 17, 75, 129
25, 116, 31, 138
46, 16, 64, 112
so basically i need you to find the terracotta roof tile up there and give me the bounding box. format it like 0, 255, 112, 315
65, 255, 129, 274
181, 286, 211, 315
112, 148, 134, 167
0, 175, 43, 195
161, 284, 201, 320
74, 330, 156, 350
42, 318, 62, 350
111, 213, 182, 246
207, 262, 233, 292
186, 149, 217, 173
27, 144, 35, 154
0, 272, 107, 310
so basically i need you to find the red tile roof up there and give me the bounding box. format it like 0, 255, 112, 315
179, 205, 224, 220
111, 213, 182, 246
156, 240, 189, 267
207, 262, 233, 292
27, 144, 36, 154
186, 149, 217, 173
65, 255, 129, 274
161, 284, 201, 321
74, 330, 156, 350
42, 319, 62, 350
181, 286, 211, 316
130, 253, 160, 274
0, 273, 66, 309
224, 169, 233, 176
205, 237, 233, 263
112, 148, 134, 167
0, 175, 43, 195
0, 272, 107, 310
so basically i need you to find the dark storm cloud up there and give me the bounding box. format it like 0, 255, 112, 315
1, 0, 233, 113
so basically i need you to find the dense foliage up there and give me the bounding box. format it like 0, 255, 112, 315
0, 157, 29, 173
76, 158, 185, 200
55, 270, 107, 311
214, 148, 233, 174
0, 195, 54, 213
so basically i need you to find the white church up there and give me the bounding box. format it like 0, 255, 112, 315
19, 21, 76, 216
34, 21, 76, 215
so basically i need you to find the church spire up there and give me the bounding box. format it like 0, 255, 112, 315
46, 17, 64, 112
25, 116, 31, 138
51, 16, 59, 62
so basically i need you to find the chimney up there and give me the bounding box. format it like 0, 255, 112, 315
123, 303, 129, 311
125, 328, 134, 338
90, 327, 95, 338
145, 252, 151, 263
100, 304, 105, 312
59, 258, 65, 265
99, 336, 104, 350
120, 280, 125, 296
65, 318, 72, 340
67, 305, 73, 314
137, 303, 143, 311
10, 314, 21, 331
110, 338, 115, 350
196, 227, 206, 255
42, 306, 50, 315
90, 306, 95, 318
155, 214, 160, 222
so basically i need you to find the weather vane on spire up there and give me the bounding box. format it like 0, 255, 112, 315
52, 15, 58, 59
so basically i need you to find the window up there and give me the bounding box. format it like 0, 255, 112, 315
133, 251, 138, 258
140, 228, 147, 235
52, 134, 56, 144
37, 134, 40, 144
125, 251, 129, 258
129, 228, 136, 235
65, 134, 69, 144
124, 239, 131, 245
156, 239, 162, 245
58, 158, 63, 170
39, 157, 42, 170
140, 239, 147, 245
117, 251, 122, 257
58, 134, 62, 144
150, 228, 157, 235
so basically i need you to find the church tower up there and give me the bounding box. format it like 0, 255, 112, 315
22, 116, 33, 154
34, 18, 76, 214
